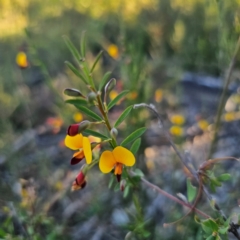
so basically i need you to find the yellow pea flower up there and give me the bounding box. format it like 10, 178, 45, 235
65, 134, 92, 165
155, 88, 163, 103
99, 146, 135, 181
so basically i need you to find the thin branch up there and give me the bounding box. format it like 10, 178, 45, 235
139, 175, 210, 219
208, 36, 240, 158
133, 103, 197, 178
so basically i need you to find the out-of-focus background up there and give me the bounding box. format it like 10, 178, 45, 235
1, 0, 240, 239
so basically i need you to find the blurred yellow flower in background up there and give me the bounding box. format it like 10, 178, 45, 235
170, 125, 184, 136
107, 44, 119, 59
197, 119, 209, 131
223, 112, 236, 122
170, 114, 185, 125
109, 90, 118, 100
127, 90, 138, 100
73, 112, 83, 122
154, 88, 163, 103
16, 51, 28, 69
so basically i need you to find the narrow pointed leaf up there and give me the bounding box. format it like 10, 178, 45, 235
187, 178, 197, 202
65, 98, 88, 106
80, 31, 86, 58
73, 105, 102, 121
108, 90, 129, 110
114, 105, 133, 128
130, 138, 141, 155
91, 50, 103, 73
64, 88, 84, 97
108, 174, 115, 189
65, 61, 88, 84
121, 127, 146, 146
83, 129, 109, 140
63, 35, 81, 62
99, 71, 112, 91
123, 185, 130, 198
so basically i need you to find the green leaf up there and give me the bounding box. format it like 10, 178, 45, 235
73, 105, 102, 121
121, 127, 146, 146
83, 129, 109, 140
202, 219, 218, 232
65, 61, 88, 84
114, 105, 133, 128
212, 178, 222, 187
65, 98, 88, 106
187, 178, 197, 202
129, 176, 141, 186
63, 35, 81, 62
99, 71, 112, 91
130, 138, 141, 155
134, 168, 144, 177
123, 185, 130, 198
80, 31, 86, 58
108, 90, 129, 110
218, 225, 229, 235
217, 173, 231, 182
90, 50, 103, 73
205, 235, 215, 240
108, 174, 115, 189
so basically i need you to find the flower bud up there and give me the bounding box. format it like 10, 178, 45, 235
71, 165, 88, 191
120, 179, 126, 192
87, 92, 97, 104
110, 128, 118, 139
64, 88, 85, 97
67, 121, 91, 136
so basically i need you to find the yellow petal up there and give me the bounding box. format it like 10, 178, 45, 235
112, 146, 135, 166
83, 137, 92, 164
99, 150, 116, 173
65, 134, 83, 150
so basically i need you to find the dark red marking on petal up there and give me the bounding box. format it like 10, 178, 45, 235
70, 157, 83, 165
116, 174, 121, 182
